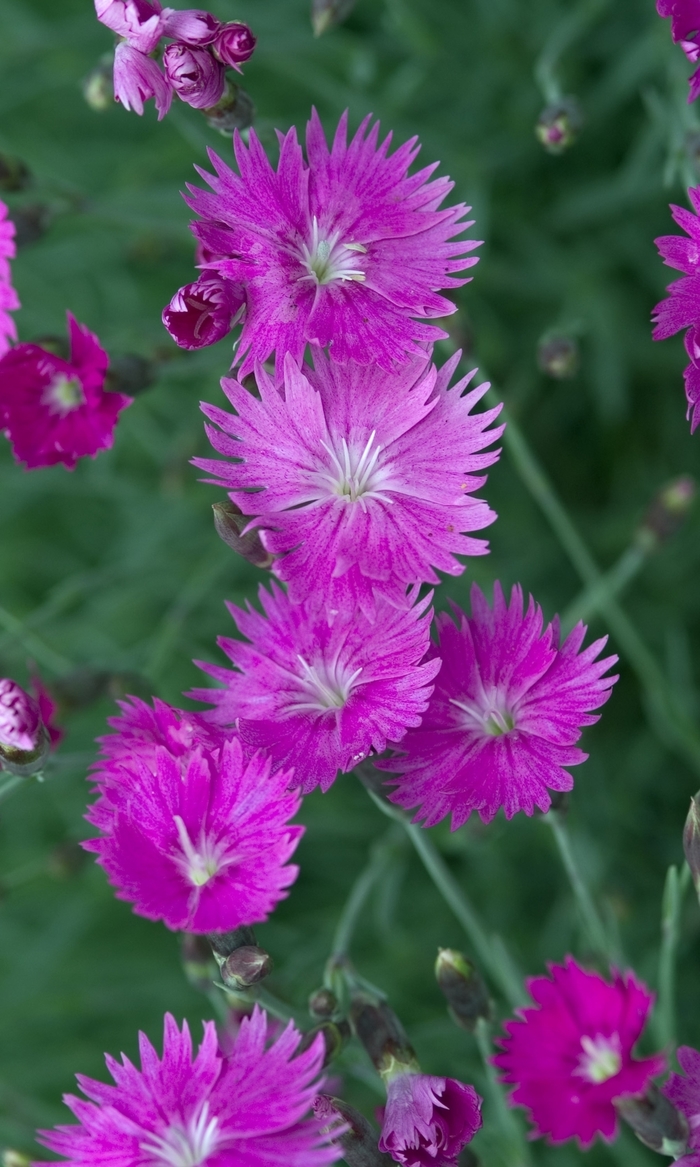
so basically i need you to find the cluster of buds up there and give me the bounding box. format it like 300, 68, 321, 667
95, 0, 256, 121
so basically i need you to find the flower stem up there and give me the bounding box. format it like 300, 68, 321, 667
545, 810, 611, 961
654, 862, 692, 1053
561, 543, 647, 631
330, 826, 403, 960
0, 602, 72, 673
474, 1017, 532, 1167
0, 774, 24, 804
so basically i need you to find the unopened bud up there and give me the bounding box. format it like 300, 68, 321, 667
350, 995, 417, 1078
2, 1151, 31, 1167
0, 678, 49, 776
220, 945, 273, 989
314, 1095, 394, 1167
309, 986, 339, 1018
12, 203, 53, 248
536, 97, 583, 154
636, 476, 696, 552
82, 55, 114, 112
299, 1020, 348, 1066
684, 793, 700, 894
181, 933, 216, 993
213, 501, 274, 569
207, 925, 256, 959
435, 948, 491, 1032
203, 81, 254, 135
311, 0, 357, 35
537, 334, 579, 380
105, 353, 156, 397
615, 1085, 688, 1157
0, 154, 31, 192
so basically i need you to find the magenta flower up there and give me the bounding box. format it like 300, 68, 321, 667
664, 1046, 700, 1167
30, 673, 64, 748
163, 274, 245, 349
95, 0, 167, 52
493, 958, 666, 1147
657, 1, 700, 100
163, 42, 225, 109
93, 694, 227, 779
0, 200, 19, 358
652, 186, 700, 430
0, 678, 44, 753
189, 583, 440, 794
213, 21, 256, 69
0, 312, 131, 470
37, 1007, 341, 1167
184, 110, 480, 376
379, 1074, 482, 1167
194, 351, 502, 616
113, 41, 173, 118
85, 731, 301, 934
382, 582, 618, 828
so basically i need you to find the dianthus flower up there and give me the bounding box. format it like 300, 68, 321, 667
37, 1007, 342, 1167
194, 351, 502, 615
85, 729, 302, 934
182, 110, 480, 375
663, 1045, 700, 1166
652, 186, 700, 431
189, 583, 440, 793
493, 958, 665, 1147
0, 200, 19, 357
93, 694, 225, 781
382, 582, 618, 828
657, 2, 700, 100
0, 312, 131, 470
379, 1073, 482, 1167
163, 272, 245, 349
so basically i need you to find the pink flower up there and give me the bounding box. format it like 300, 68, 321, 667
657, 2, 700, 98
189, 583, 440, 794
163, 42, 225, 109
194, 351, 502, 616
663, 1046, 700, 1167
113, 41, 173, 118
85, 730, 301, 934
37, 1008, 341, 1167
0, 678, 44, 752
382, 582, 618, 828
0, 200, 19, 358
184, 110, 480, 376
92, 694, 226, 778
0, 312, 131, 470
212, 21, 256, 69
493, 958, 666, 1147
95, 0, 168, 53
162, 8, 220, 44
163, 273, 245, 349
652, 187, 700, 430
379, 1074, 482, 1167
30, 673, 64, 748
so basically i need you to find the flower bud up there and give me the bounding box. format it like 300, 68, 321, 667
309, 986, 339, 1018
615, 1085, 688, 1157
163, 275, 245, 351
311, 0, 357, 35
684, 793, 700, 894
212, 501, 275, 569
535, 97, 583, 154
435, 948, 491, 1032
12, 203, 52, 249
299, 1020, 349, 1066
105, 353, 156, 396
212, 22, 256, 69
82, 56, 114, 112
314, 1095, 394, 1167
537, 334, 579, 379
0, 154, 31, 192
636, 476, 696, 553
162, 9, 220, 45
350, 995, 417, 1078
207, 925, 256, 958
0, 678, 50, 776
163, 43, 225, 110
203, 80, 254, 134
220, 945, 273, 989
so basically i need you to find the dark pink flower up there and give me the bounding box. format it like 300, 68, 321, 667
0, 678, 43, 752
382, 582, 618, 828
0, 200, 19, 357
163, 43, 225, 109
379, 1074, 482, 1167
94, 694, 226, 776
113, 41, 173, 119
493, 958, 666, 1147
162, 7, 220, 44
657, 2, 700, 99
663, 1046, 700, 1167
184, 110, 480, 375
30, 673, 64, 748
94, 0, 168, 52
0, 312, 131, 470
163, 273, 245, 349
189, 583, 440, 794
212, 21, 256, 69
194, 350, 502, 616
85, 730, 302, 934
652, 187, 700, 430
37, 1008, 341, 1167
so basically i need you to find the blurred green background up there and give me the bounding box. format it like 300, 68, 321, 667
0, 0, 699, 1164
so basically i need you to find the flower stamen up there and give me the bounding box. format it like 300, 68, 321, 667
575, 1033, 622, 1084
140, 1101, 221, 1167
298, 216, 367, 286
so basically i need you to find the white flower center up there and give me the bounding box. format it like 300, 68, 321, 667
574, 1033, 622, 1084
173, 815, 231, 888
285, 653, 362, 716
42, 373, 85, 417
309, 431, 394, 512
450, 688, 516, 738
299, 216, 367, 286
140, 1102, 221, 1167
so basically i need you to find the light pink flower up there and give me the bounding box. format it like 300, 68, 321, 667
194, 351, 502, 616
493, 958, 666, 1147
189, 583, 440, 794
163, 273, 245, 348
382, 582, 618, 828
163, 42, 225, 109
184, 110, 480, 376
0, 200, 19, 357
663, 1045, 700, 1167
162, 7, 220, 44
37, 1008, 341, 1167
95, 0, 169, 53
0, 312, 131, 471
113, 41, 173, 118
379, 1073, 482, 1167
0, 678, 43, 752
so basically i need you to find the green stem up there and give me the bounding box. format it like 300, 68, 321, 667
0, 774, 24, 804
561, 544, 647, 632
330, 826, 401, 959
545, 811, 611, 960
0, 603, 72, 673
474, 1017, 531, 1167
654, 863, 692, 1052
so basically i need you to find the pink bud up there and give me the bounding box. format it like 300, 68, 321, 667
162, 8, 220, 45
162, 275, 245, 348
0, 678, 42, 752
212, 22, 256, 70
162, 43, 225, 109
113, 42, 173, 119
